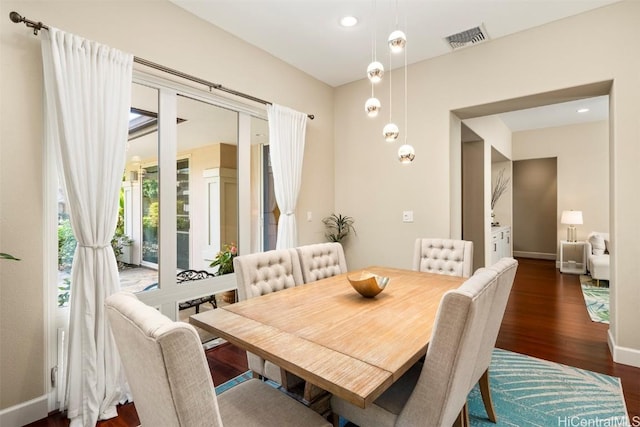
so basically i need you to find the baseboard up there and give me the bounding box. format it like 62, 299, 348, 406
513, 251, 556, 261
0, 395, 48, 427
608, 329, 640, 368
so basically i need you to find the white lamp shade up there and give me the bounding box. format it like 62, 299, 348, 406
561, 210, 583, 225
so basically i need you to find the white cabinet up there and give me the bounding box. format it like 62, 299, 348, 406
559, 240, 587, 274
491, 226, 511, 265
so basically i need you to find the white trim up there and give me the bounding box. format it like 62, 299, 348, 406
513, 251, 556, 260
608, 329, 640, 368
0, 395, 48, 427
132, 70, 266, 121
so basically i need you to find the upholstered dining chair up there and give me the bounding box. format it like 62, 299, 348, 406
296, 242, 348, 283
233, 248, 304, 386
105, 292, 330, 427
413, 238, 474, 277
330, 268, 499, 427
467, 257, 518, 423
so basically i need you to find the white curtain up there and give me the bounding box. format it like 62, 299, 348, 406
267, 104, 307, 249
41, 28, 133, 427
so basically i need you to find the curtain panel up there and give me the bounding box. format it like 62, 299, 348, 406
41, 28, 133, 427
267, 104, 307, 249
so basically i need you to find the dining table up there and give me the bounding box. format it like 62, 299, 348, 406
190, 266, 465, 409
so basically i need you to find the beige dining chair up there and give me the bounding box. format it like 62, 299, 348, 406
330, 268, 499, 427
413, 238, 474, 277
296, 242, 348, 283
467, 257, 518, 423
105, 292, 330, 427
233, 248, 304, 386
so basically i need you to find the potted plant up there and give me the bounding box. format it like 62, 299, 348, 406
210, 242, 238, 303
322, 214, 356, 243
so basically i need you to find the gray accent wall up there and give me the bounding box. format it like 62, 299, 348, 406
513, 158, 557, 257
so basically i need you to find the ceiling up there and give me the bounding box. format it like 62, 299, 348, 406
169, 0, 615, 131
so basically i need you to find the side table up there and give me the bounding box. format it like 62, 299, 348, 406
559, 240, 587, 274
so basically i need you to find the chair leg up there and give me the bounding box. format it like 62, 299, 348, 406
331, 412, 340, 427
454, 403, 470, 427
479, 369, 497, 423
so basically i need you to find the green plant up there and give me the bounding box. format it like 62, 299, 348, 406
58, 218, 77, 272
210, 242, 237, 276
0, 253, 20, 261
58, 277, 71, 307
322, 214, 356, 243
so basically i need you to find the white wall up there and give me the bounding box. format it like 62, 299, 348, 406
463, 116, 513, 266
0, 0, 334, 416
334, 1, 639, 367
513, 121, 609, 253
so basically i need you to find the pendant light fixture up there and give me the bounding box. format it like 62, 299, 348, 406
388, 30, 407, 53
396, 15, 415, 163
383, 45, 399, 142
388, 0, 406, 54
365, 0, 382, 117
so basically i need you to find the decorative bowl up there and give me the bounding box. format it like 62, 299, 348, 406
347, 271, 390, 298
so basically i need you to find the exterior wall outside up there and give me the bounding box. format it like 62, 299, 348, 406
0, 0, 334, 413
334, 1, 639, 364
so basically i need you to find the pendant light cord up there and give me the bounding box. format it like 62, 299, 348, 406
404, 26, 408, 143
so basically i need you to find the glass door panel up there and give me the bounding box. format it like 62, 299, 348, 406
176, 94, 239, 274
124, 83, 159, 292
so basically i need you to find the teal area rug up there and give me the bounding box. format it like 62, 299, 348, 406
467, 349, 629, 426
580, 275, 610, 324
215, 350, 630, 427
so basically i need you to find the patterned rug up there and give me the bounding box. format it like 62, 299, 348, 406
467, 349, 629, 426
580, 275, 610, 323
215, 349, 630, 427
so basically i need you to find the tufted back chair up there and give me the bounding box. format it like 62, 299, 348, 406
233, 248, 304, 385
233, 248, 303, 302
106, 292, 331, 427
296, 242, 348, 283
412, 238, 474, 278
468, 257, 518, 423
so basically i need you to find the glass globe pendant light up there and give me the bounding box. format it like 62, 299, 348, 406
388, 29, 406, 53
383, 48, 399, 142
397, 28, 414, 163
398, 143, 415, 163
367, 61, 384, 83
383, 123, 399, 142
365, 96, 381, 117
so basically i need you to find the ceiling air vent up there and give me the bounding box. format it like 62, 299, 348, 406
445, 25, 489, 50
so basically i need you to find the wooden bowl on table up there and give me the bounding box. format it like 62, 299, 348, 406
347, 271, 390, 298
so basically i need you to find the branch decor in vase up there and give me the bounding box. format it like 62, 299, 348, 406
491, 168, 510, 226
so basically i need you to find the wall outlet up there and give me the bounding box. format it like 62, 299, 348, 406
307, 211, 312, 222
403, 211, 414, 222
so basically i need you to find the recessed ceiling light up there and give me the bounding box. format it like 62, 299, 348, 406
340, 16, 358, 27
577, 108, 590, 113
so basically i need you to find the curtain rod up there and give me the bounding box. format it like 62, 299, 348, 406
8, 11, 315, 120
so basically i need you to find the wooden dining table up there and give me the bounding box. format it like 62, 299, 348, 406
190, 266, 465, 409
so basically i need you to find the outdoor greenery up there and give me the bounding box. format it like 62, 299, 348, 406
322, 213, 356, 243
57, 188, 132, 307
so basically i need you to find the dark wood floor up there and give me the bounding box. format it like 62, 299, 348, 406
27, 258, 639, 426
